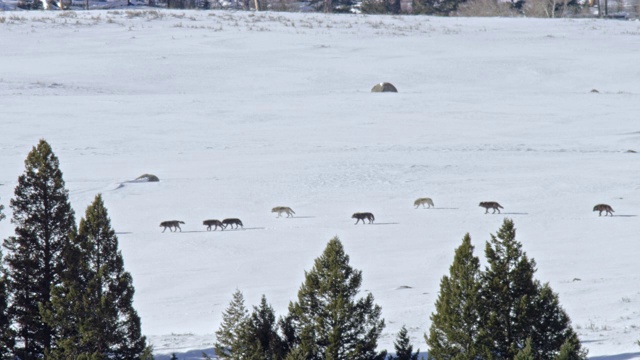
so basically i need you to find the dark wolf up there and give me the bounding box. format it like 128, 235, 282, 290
160, 220, 185, 232
203, 219, 224, 231
479, 202, 503, 214
593, 204, 614, 216
222, 218, 244, 230
352, 212, 375, 224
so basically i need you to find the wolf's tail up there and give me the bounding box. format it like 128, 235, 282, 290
179, 221, 185, 224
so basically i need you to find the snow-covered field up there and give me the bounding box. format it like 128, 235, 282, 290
1, 10, 639, 359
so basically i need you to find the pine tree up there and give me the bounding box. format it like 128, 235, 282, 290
480, 219, 586, 360
215, 289, 250, 360
286, 237, 386, 360
2, 139, 76, 358
426, 233, 487, 360
170, 354, 178, 360
389, 326, 420, 360
243, 295, 285, 360
44, 194, 148, 359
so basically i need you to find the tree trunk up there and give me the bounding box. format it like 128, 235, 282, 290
324, 0, 332, 12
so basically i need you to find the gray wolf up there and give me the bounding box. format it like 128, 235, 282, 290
203, 219, 224, 231
479, 202, 503, 214
160, 220, 185, 232
593, 204, 614, 216
414, 197, 434, 209
272, 206, 295, 218
352, 212, 375, 224
222, 218, 243, 229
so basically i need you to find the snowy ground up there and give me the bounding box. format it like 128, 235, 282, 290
1, 10, 640, 359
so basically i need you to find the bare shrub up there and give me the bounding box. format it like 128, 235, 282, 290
521, 0, 581, 17
57, 10, 78, 18
456, 0, 516, 15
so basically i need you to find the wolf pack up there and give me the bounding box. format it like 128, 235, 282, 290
159, 199, 615, 232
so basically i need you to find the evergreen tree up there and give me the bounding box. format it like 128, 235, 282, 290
0, 202, 14, 358
141, 345, 155, 360
44, 194, 148, 359
554, 337, 588, 360
243, 295, 285, 360
170, 354, 178, 360
480, 219, 586, 360
426, 233, 487, 360
389, 326, 420, 360
286, 237, 386, 360
215, 289, 250, 360
412, 0, 466, 14
2, 139, 76, 358
306, 0, 358, 12
513, 338, 535, 360
0, 249, 16, 359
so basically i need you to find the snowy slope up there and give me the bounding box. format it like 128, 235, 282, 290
1, 10, 639, 359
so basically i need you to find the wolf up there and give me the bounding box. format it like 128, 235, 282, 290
352, 212, 375, 224
222, 218, 243, 230
272, 206, 296, 218
203, 219, 224, 231
479, 202, 503, 214
593, 204, 614, 216
160, 220, 185, 232
414, 197, 434, 209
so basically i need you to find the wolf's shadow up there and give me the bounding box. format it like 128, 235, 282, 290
423, 207, 459, 210
222, 227, 266, 231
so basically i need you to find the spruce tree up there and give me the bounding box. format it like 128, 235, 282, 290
0, 204, 15, 358
215, 289, 250, 360
44, 194, 148, 359
2, 139, 76, 358
389, 326, 420, 360
480, 219, 586, 360
554, 337, 588, 360
243, 295, 286, 360
426, 233, 487, 360
411, 0, 466, 14
513, 338, 535, 360
286, 237, 386, 360
0, 249, 16, 359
